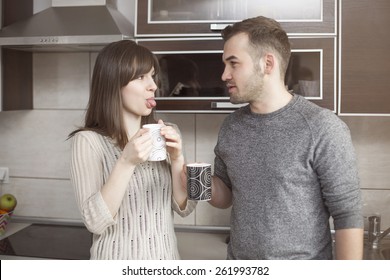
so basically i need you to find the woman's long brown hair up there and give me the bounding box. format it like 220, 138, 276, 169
68, 40, 159, 149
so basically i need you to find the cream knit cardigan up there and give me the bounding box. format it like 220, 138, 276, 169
70, 130, 196, 259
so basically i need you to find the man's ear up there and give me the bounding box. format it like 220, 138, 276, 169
263, 53, 275, 74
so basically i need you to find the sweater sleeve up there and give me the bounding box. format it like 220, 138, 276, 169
213, 119, 233, 189
171, 198, 197, 217
70, 132, 116, 234
165, 122, 198, 217
312, 112, 363, 230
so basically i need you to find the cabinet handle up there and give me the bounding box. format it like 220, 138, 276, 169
211, 102, 248, 109
210, 23, 230, 31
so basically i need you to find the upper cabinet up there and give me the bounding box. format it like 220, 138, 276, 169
136, 0, 337, 113
287, 37, 336, 112
1, 0, 33, 111
137, 36, 336, 113
136, 0, 337, 37
339, 0, 390, 115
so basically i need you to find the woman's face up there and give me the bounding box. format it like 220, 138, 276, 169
121, 68, 158, 117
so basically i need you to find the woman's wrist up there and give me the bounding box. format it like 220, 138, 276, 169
118, 154, 138, 170
169, 153, 185, 163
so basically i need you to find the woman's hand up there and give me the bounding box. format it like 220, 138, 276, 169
158, 120, 188, 209
158, 120, 183, 161
121, 128, 152, 166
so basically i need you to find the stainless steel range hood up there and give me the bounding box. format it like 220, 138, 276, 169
0, 1, 134, 52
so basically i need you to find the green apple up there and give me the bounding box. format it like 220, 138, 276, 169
0, 193, 17, 212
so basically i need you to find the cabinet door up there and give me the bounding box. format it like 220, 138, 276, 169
339, 0, 390, 115
287, 37, 336, 112
137, 38, 229, 113
138, 37, 336, 112
1, 0, 33, 111
136, 0, 336, 37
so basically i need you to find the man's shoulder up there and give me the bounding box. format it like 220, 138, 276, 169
294, 96, 349, 136
295, 95, 340, 124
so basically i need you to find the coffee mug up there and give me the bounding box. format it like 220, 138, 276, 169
142, 124, 167, 161
186, 163, 212, 201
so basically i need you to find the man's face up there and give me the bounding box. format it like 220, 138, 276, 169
222, 33, 265, 104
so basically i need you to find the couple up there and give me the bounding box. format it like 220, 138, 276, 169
69, 16, 363, 260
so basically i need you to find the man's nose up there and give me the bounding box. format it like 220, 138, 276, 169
221, 68, 231, 81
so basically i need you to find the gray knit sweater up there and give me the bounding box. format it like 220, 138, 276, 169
214, 94, 363, 260
70, 130, 196, 259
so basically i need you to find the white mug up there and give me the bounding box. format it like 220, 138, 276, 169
143, 124, 167, 161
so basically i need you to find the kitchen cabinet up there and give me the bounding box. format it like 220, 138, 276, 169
287, 37, 336, 112
138, 36, 336, 112
137, 38, 227, 113
2, 48, 33, 110
136, 0, 337, 37
1, 0, 33, 111
1, 1, 337, 112
339, 0, 390, 115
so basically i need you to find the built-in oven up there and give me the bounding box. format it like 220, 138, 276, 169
137, 36, 336, 113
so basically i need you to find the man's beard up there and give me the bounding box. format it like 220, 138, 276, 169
230, 70, 265, 104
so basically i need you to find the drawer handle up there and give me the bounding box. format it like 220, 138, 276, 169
210, 23, 230, 31
211, 102, 248, 109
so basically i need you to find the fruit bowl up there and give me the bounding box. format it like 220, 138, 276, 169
0, 211, 13, 236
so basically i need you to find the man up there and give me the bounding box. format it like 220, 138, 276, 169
210, 16, 363, 260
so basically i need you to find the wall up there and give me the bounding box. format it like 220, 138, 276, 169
0, 51, 389, 230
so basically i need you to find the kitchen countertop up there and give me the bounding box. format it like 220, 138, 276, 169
0, 222, 229, 260
0, 222, 31, 241
2, 222, 389, 260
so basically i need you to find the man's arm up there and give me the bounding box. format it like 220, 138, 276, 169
334, 228, 364, 259
208, 176, 232, 209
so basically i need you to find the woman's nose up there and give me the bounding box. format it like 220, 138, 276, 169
149, 79, 158, 92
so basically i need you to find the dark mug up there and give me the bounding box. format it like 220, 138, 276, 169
186, 163, 212, 201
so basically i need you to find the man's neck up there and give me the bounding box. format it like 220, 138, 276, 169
250, 88, 293, 114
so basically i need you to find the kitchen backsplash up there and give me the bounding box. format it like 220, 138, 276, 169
0, 51, 389, 230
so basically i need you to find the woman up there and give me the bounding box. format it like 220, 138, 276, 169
68, 40, 196, 259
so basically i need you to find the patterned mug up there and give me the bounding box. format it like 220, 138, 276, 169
186, 163, 212, 201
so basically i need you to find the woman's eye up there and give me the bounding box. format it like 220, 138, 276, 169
137, 75, 144, 80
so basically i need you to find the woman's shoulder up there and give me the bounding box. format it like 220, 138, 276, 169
72, 130, 113, 147
73, 130, 101, 141
71, 130, 117, 157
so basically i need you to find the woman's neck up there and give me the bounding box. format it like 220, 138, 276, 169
124, 114, 142, 139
